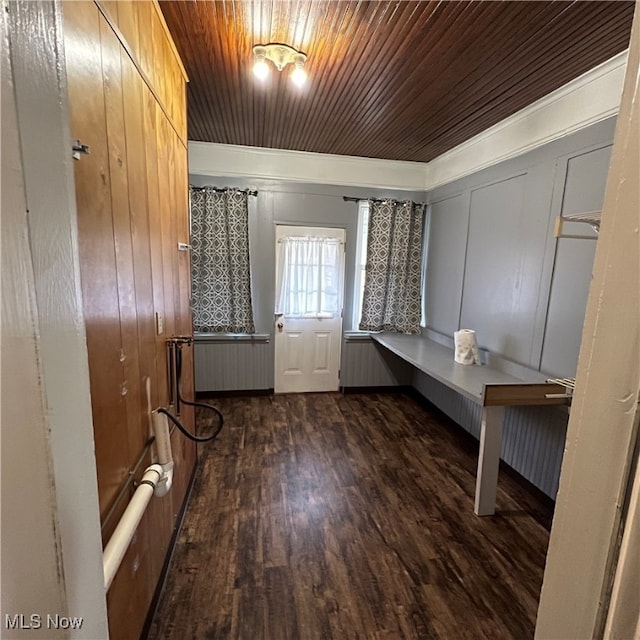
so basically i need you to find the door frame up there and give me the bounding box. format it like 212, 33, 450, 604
273, 224, 346, 393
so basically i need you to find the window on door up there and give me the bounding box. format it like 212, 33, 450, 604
276, 235, 343, 318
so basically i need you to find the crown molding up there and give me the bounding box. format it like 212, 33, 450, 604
188, 141, 427, 191
189, 51, 627, 192
426, 50, 628, 190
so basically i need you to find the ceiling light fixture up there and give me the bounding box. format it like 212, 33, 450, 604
252, 43, 308, 86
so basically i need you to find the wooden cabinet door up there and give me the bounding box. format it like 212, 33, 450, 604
63, 2, 194, 638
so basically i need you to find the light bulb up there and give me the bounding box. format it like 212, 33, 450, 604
291, 65, 307, 87
253, 58, 270, 81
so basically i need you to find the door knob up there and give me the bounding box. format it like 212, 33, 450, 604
277, 322, 284, 331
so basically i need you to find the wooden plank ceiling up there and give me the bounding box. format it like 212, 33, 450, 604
159, 1, 635, 163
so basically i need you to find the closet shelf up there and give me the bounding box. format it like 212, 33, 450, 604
554, 210, 601, 240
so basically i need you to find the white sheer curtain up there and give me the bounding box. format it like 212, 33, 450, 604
276, 236, 343, 317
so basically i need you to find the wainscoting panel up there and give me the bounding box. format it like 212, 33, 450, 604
340, 336, 413, 388
194, 339, 273, 391
502, 405, 568, 496
413, 370, 568, 498
412, 372, 483, 437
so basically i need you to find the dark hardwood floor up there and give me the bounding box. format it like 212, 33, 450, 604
147, 392, 553, 640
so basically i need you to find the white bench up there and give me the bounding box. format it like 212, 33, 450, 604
372, 332, 567, 516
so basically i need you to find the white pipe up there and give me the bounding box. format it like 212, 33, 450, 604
154, 461, 174, 498
152, 411, 174, 497
102, 411, 177, 589
102, 464, 163, 591
152, 410, 173, 466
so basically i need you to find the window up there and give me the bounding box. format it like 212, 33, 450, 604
276, 235, 343, 318
352, 200, 370, 329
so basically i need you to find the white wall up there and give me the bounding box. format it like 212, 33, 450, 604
2, 9, 69, 637
536, 1, 640, 634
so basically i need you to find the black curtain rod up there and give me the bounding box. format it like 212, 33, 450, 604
190, 186, 258, 196
343, 195, 426, 206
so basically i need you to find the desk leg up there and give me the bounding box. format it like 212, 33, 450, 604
474, 406, 505, 516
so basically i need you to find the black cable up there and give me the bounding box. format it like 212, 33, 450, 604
157, 407, 222, 443
156, 341, 224, 443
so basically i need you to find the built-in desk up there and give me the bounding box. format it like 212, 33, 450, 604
372, 332, 568, 516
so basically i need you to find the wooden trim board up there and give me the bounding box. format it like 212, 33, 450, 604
483, 383, 569, 407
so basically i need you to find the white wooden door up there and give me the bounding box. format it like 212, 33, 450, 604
274, 225, 345, 393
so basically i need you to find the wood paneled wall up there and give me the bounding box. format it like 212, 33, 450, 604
62, 3, 194, 638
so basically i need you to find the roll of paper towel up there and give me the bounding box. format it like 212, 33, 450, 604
454, 329, 481, 365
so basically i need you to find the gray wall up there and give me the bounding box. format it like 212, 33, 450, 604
424, 119, 614, 377
340, 334, 413, 388
189, 176, 422, 390
191, 119, 614, 499
540, 144, 610, 376
336, 118, 614, 498
413, 117, 614, 497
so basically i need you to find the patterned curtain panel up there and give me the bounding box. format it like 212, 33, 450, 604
359, 199, 425, 334
190, 188, 255, 333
